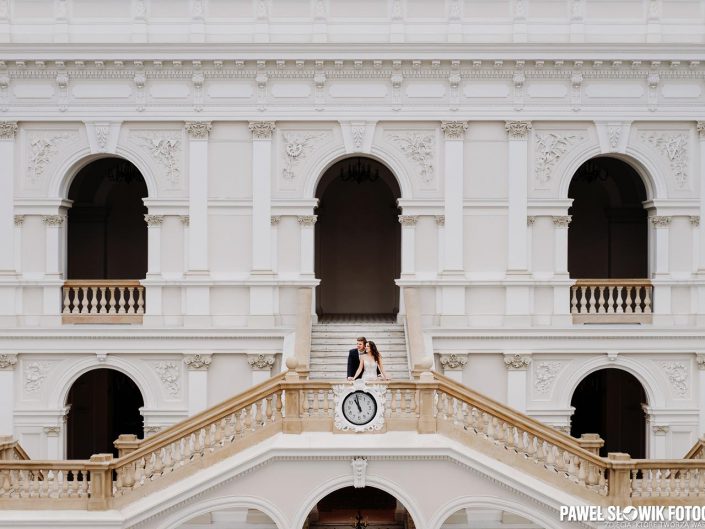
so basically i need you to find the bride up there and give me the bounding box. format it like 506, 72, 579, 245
348, 340, 390, 381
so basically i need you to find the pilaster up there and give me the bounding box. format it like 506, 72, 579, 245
183, 354, 212, 415
144, 214, 164, 316
398, 215, 417, 277
696, 122, 705, 274
248, 353, 276, 385
0, 122, 17, 275
184, 121, 211, 274
298, 215, 317, 277
504, 353, 531, 412
0, 354, 17, 435
438, 353, 468, 383
505, 121, 531, 274
697, 354, 705, 435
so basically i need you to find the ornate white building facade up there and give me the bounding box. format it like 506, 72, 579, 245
1, 1, 705, 528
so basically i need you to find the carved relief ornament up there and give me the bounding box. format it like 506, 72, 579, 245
0, 121, 17, 139
650, 216, 672, 228
184, 121, 212, 139
42, 215, 65, 226
697, 122, 705, 139
398, 215, 418, 227
534, 132, 583, 184
352, 457, 367, 488
297, 215, 317, 226
154, 361, 180, 397
641, 132, 688, 188
249, 121, 276, 139
144, 214, 164, 226
281, 131, 328, 180
660, 361, 688, 398
552, 216, 572, 227
0, 354, 17, 370
25, 361, 49, 393
505, 121, 532, 139
439, 353, 468, 370
247, 354, 275, 370
27, 132, 74, 184
440, 121, 468, 140
504, 354, 531, 370
132, 132, 181, 186
534, 361, 561, 394
183, 354, 212, 370
389, 133, 434, 184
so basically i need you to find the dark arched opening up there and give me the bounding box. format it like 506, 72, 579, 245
305, 486, 413, 528
66, 368, 144, 459
315, 157, 401, 319
67, 158, 148, 279
570, 368, 647, 458
568, 157, 648, 279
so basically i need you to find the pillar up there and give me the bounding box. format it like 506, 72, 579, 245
504, 354, 531, 412
0, 122, 17, 274
399, 215, 417, 277
184, 121, 211, 274
144, 214, 164, 316
698, 355, 705, 434
0, 354, 17, 435
248, 354, 276, 386
650, 215, 672, 317
552, 216, 572, 316
505, 121, 532, 274
249, 121, 276, 274
13, 215, 22, 274
183, 354, 212, 416
438, 353, 468, 383
43, 215, 65, 278
698, 122, 705, 273
440, 121, 467, 274
298, 216, 317, 277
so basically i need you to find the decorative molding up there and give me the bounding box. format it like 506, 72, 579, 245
351, 457, 367, 488
42, 215, 65, 226
641, 132, 688, 188
652, 425, 670, 434
0, 354, 17, 370
184, 121, 212, 139
183, 354, 212, 371
697, 121, 705, 139
389, 132, 434, 184
607, 126, 621, 150
27, 132, 73, 184
144, 425, 162, 436
154, 361, 180, 397
553, 425, 570, 434
96, 352, 107, 363
281, 131, 328, 180
43, 426, 61, 436
179, 215, 190, 226
439, 353, 468, 371
505, 120, 532, 139
504, 354, 531, 371
144, 214, 165, 226
25, 361, 49, 393
690, 216, 700, 227
650, 216, 672, 228
249, 121, 276, 140
527, 216, 536, 226
435, 215, 445, 226
398, 215, 418, 227
552, 215, 572, 227
247, 354, 275, 371
534, 361, 561, 394
94, 124, 109, 151
660, 361, 688, 398
132, 132, 181, 186
297, 215, 317, 227
534, 132, 583, 185
270, 216, 281, 225
696, 354, 705, 371
351, 124, 366, 150
13, 215, 24, 226
440, 121, 468, 140
0, 121, 17, 139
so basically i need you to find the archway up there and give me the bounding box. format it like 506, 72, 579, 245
440, 507, 540, 529
570, 368, 647, 458
315, 157, 401, 319
177, 507, 278, 529
66, 368, 144, 459
67, 157, 148, 279
568, 157, 648, 279
304, 486, 414, 529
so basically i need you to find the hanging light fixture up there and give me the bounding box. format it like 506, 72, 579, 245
339, 158, 380, 184
576, 159, 609, 183
351, 511, 369, 529
105, 160, 141, 185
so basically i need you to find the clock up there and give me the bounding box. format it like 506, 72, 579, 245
342, 390, 377, 426
333, 381, 386, 432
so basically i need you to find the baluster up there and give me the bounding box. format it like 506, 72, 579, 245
587, 463, 597, 485
578, 286, 587, 313
615, 285, 624, 314
632, 469, 641, 497
266, 395, 274, 422
117, 287, 127, 314
606, 286, 615, 314
276, 392, 283, 420
125, 287, 135, 314
311, 390, 319, 417
62, 287, 71, 314
79, 287, 89, 314
435, 392, 444, 420
644, 285, 652, 314
597, 286, 606, 314
137, 287, 145, 314
255, 399, 264, 426
571, 286, 578, 314
633, 284, 643, 314
89, 287, 98, 314
302, 390, 311, 417
108, 287, 117, 314
625, 286, 634, 314
71, 286, 80, 314
99, 286, 107, 314
244, 405, 253, 432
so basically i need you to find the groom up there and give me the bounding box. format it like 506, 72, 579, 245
346, 336, 380, 380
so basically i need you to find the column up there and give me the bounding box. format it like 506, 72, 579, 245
298, 216, 317, 277
13, 216, 22, 274
0, 354, 17, 435
650, 216, 671, 317
183, 354, 212, 416
0, 122, 17, 274
504, 354, 531, 412
435, 215, 445, 272
505, 121, 531, 274
440, 121, 467, 274
271, 216, 280, 274
184, 121, 211, 274
438, 353, 468, 383
248, 354, 276, 386
43, 427, 61, 459
552, 216, 572, 316
691, 216, 700, 274
398, 215, 417, 277
698, 354, 705, 434
179, 215, 190, 274
144, 214, 164, 316
697, 123, 705, 273
249, 121, 276, 274
43, 215, 65, 278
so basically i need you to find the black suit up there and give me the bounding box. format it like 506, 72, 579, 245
346, 348, 381, 379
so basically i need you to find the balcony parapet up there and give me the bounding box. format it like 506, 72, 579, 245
571, 279, 652, 324
62, 280, 144, 324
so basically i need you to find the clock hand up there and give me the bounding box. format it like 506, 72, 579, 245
354, 395, 362, 412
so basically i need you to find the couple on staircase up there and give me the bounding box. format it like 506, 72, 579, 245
346, 336, 391, 381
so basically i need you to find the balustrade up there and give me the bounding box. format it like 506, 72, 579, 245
61, 280, 144, 323
571, 279, 652, 323
631, 462, 705, 500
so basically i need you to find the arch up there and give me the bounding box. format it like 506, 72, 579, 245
303, 147, 413, 200
49, 145, 158, 199
293, 474, 423, 529
429, 495, 564, 529
154, 495, 287, 529
558, 147, 664, 201
557, 356, 665, 410
50, 356, 157, 411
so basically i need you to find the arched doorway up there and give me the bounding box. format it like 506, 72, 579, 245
570, 368, 647, 458
440, 507, 540, 529
67, 158, 148, 279
304, 486, 414, 529
177, 507, 277, 529
66, 368, 144, 459
315, 157, 401, 319
568, 157, 648, 279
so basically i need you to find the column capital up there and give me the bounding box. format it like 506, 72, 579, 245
144, 214, 165, 226
439, 353, 468, 371
270, 216, 281, 225
650, 215, 672, 228
0, 354, 17, 370
398, 215, 418, 226
505, 120, 532, 139
183, 353, 212, 371
690, 216, 700, 227
440, 121, 468, 140
552, 215, 572, 227
696, 354, 705, 370
14, 215, 25, 226
297, 215, 317, 226
179, 215, 190, 226
435, 215, 445, 226
249, 121, 276, 140
504, 353, 531, 370
247, 353, 275, 371
527, 216, 536, 226
184, 121, 212, 139
42, 215, 65, 226
0, 121, 18, 139
43, 426, 61, 437
697, 121, 705, 139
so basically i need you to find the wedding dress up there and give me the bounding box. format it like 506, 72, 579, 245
361, 357, 379, 381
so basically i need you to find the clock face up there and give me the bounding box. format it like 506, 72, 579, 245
342, 390, 377, 426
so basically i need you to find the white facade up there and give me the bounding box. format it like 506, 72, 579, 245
1, 0, 705, 514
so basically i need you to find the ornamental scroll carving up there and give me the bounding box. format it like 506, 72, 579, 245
697, 122, 705, 139
439, 353, 468, 370
389, 132, 434, 184
249, 121, 276, 139
534, 361, 562, 394
132, 132, 181, 186
247, 354, 275, 370
641, 132, 688, 188
0, 121, 17, 139
534, 132, 583, 185
27, 132, 74, 184
281, 131, 328, 180
154, 361, 180, 397
504, 354, 531, 370
0, 354, 17, 370
660, 361, 688, 398
25, 361, 49, 393
183, 354, 212, 370
505, 121, 532, 139
440, 121, 468, 140
352, 457, 367, 488
184, 121, 212, 139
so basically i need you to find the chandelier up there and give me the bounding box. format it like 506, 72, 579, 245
105, 160, 142, 185
351, 511, 369, 529
576, 159, 609, 184
339, 159, 380, 184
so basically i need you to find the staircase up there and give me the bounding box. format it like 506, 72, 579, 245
308, 322, 410, 380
